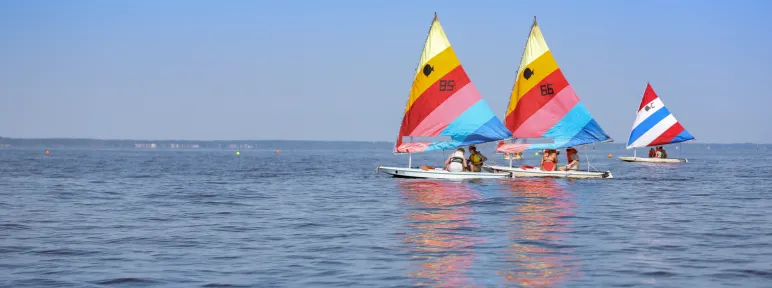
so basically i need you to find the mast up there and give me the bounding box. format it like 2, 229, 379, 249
627, 81, 648, 149
393, 13, 438, 155
504, 16, 538, 143
504, 16, 611, 151
409, 136, 413, 167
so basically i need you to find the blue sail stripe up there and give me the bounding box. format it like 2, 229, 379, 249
425, 140, 463, 152
513, 103, 612, 151
542, 102, 594, 141
628, 107, 671, 145
525, 119, 609, 150
425, 117, 509, 151
576, 119, 612, 143
666, 129, 695, 145
462, 116, 514, 144
441, 100, 496, 137
424, 100, 511, 152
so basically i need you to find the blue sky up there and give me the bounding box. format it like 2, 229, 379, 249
1, 0, 770, 143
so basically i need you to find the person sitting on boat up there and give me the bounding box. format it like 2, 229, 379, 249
660, 146, 668, 158
467, 145, 488, 172
648, 148, 656, 158
444, 148, 468, 172
558, 147, 579, 171
655, 147, 663, 158
539, 150, 549, 170
540, 149, 557, 171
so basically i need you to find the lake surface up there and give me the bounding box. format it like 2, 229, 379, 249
1, 143, 771, 287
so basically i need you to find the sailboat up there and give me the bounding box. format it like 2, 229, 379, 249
498, 140, 524, 163
619, 83, 695, 163
483, 17, 614, 179
376, 13, 514, 179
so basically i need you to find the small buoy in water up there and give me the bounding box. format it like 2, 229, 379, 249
276, 150, 280, 154
236, 151, 240, 156
45, 150, 50, 155
607, 153, 612, 158
534, 152, 539, 156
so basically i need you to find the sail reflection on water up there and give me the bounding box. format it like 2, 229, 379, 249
501, 179, 581, 286
397, 180, 485, 287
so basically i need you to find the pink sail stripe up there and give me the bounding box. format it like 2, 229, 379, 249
408, 83, 482, 136
496, 143, 531, 153
396, 142, 431, 153
512, 85, 581, 138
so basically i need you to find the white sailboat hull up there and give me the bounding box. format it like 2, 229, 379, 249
484, 165, 613, 179
619, 157, 687, 163
377, 166, 513, 179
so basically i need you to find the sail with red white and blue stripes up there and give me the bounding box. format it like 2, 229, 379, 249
626, 83, 695, 149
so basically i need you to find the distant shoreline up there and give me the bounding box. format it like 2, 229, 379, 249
0, 137, 767, 148
0, 137, 393, 143
0, 137, 394, 149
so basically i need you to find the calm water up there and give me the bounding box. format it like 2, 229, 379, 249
1, 144, 771, 287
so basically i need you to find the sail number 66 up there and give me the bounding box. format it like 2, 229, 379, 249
540, 83, 555, 96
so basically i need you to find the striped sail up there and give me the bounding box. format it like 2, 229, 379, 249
626, 83, 695, 149
498, 17, 611, 153
394, 14, 512, 153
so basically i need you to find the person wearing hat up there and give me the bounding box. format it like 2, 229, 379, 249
466, 145, 488, 172
559, 147, 580, 171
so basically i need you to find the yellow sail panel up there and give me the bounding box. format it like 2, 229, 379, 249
393, 13, 513, 153
501, 17, 613, 148
505, 20, 553, 115
404, 16, 458, 112
405, 47, 460, 112
415, 16, 451, 77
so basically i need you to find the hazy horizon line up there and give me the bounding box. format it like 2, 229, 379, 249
0, 137, 391, 143
0, 137, 769, 145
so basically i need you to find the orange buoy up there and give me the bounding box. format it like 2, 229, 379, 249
607, 153, 612, 158
275, 149, 280, 154
45, 150, 50, 155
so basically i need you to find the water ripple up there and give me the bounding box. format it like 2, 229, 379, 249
0, 146, 770, 287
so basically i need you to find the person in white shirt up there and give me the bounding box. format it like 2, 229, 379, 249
444, 148, 468, 172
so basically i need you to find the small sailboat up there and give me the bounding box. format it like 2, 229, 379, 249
376, 13, 514, 179
619, 83, 695, 163
498, 140, 524, 163
484, 17, 613, 179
